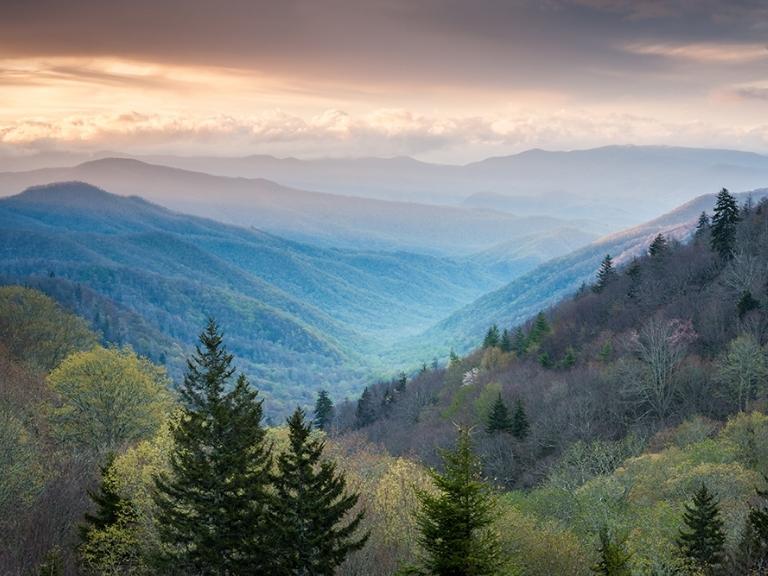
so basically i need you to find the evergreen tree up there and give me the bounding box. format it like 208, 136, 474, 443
513, 327, 528, 356
677, 484, 726, 572
79, 453, 123, 543
511, 399, 530, 441
591, 527, 632, 576
594, 255, 617, 293
648, 233, 668, 257
37, 548, 64, 576
273, 408, 367, 575
412, 428, 501, 576
153, 319, 274, 575
314, 389, 335, 431
499, 329, 512, 353
710, 188, 740, 259
560, 347, 577, 369
485, 394, 513, 434
483, 324, 500, 349
745, 479, 768, 572
395, 371, 408, 393
528, 312, 551, 345
626, 258, 641, 298
449, 349, 461, 367
355, 386, 376, 428
738, 290, 761, 320
695, 211, 710, 238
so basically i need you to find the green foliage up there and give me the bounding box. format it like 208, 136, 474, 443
737, 290, 761, 319
46, 346, 172, 453
710, 188, 740, 259
649, 234, 669, 258
273, 408, 367, 575
695, 211, 710, 237
512, 327, 528, 356
677, 484, 726, 572
486, 394, 514, 435
0, 285, 97, 372
528, 312, 551, 346
356, 386, 376, 428
483, 324, 501, 349
511, 399, 530, 441
591, 527, 632, 576
153, 320, 274, 574
36, 547, 64, 576
412, 428, 502, 576
0, 406, 43, 515
593, 254, 617, 293
499, 329, 512, 353
314, 389, 335, 431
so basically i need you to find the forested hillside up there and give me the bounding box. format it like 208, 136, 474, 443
0, 182, 510, 414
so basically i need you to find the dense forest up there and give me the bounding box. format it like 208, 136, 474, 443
5, 189, 768, 575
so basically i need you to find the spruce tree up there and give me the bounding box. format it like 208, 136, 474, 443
738, 290, 761, 320
513, 327, 528, 356
486, 394, 513, 434
79, 453, 123, 543
648, 233, 668, 257
413, 428, 501, 576
273, 408, 367, 575
592, 527, 632, 576
314, 389, 335, 431
499, 329, 512, 353
355, 386, 376, 428
594, 254, 617, 293
529, 312, 551, 344
153, 319, 273, 575
710, 188, 740, 259
511, 398, 530, 441
695, 211, 710, 238
37, 548, 64, 576
483, 324, 500, 349
745, 479, 768, 572
626, 258, 641, 298
395, 371, 408, 393
677, 484, 726, 572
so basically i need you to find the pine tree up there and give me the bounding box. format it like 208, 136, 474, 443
499, 329, 512, 353
511, 399, 530, 441
528, 312, 551, 346
677, 484, 726, 572
273, 408, 367, 575
449, 349, 461, 367
626, 258, 641, 298
594, 254, 617, 293
483, 324, 500, 349
37, 548, 64, 576
413, 428, 502, 576
648, 233, 668, 257
513, 327, 528, 356
314, 389, 335, 431
710, 188, 740, 259
560, 347, 577, 369
153, 319, 274, 575
355, 386, 376, 428
738, 290, 761, 320
486, 394, 513, 434
395, 371, 408, 393
695, 211, 710, 238
79, 453, 123, 543
591, 527, 632, 576
745, 479, 768, 572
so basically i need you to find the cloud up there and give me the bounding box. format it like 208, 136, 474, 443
4, 107, 768, 161
625, 41, 768, 63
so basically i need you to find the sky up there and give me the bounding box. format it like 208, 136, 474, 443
2, 0, 768, 162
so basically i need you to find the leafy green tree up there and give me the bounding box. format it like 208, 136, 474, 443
594, 255, 617, 293
153, 320, 274, 575
591, 527, 632, 576
314, 389, 335, 431
37, 547, 64, 576
356, 386, 376, 428
486, 394, 513, 434
273, 408, 367, 575
648, 233, 669, 257
710, 188, 740, 259
677, 484, 726, 572
483, 325, 500, 349
46, 346, 172, 453
511, 399, 530, 441
411, 427, 502, 576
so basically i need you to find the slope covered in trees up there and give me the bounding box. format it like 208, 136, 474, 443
0, 181, 515, 414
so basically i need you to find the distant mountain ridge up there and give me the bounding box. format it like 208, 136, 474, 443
0, 181, 518, 414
